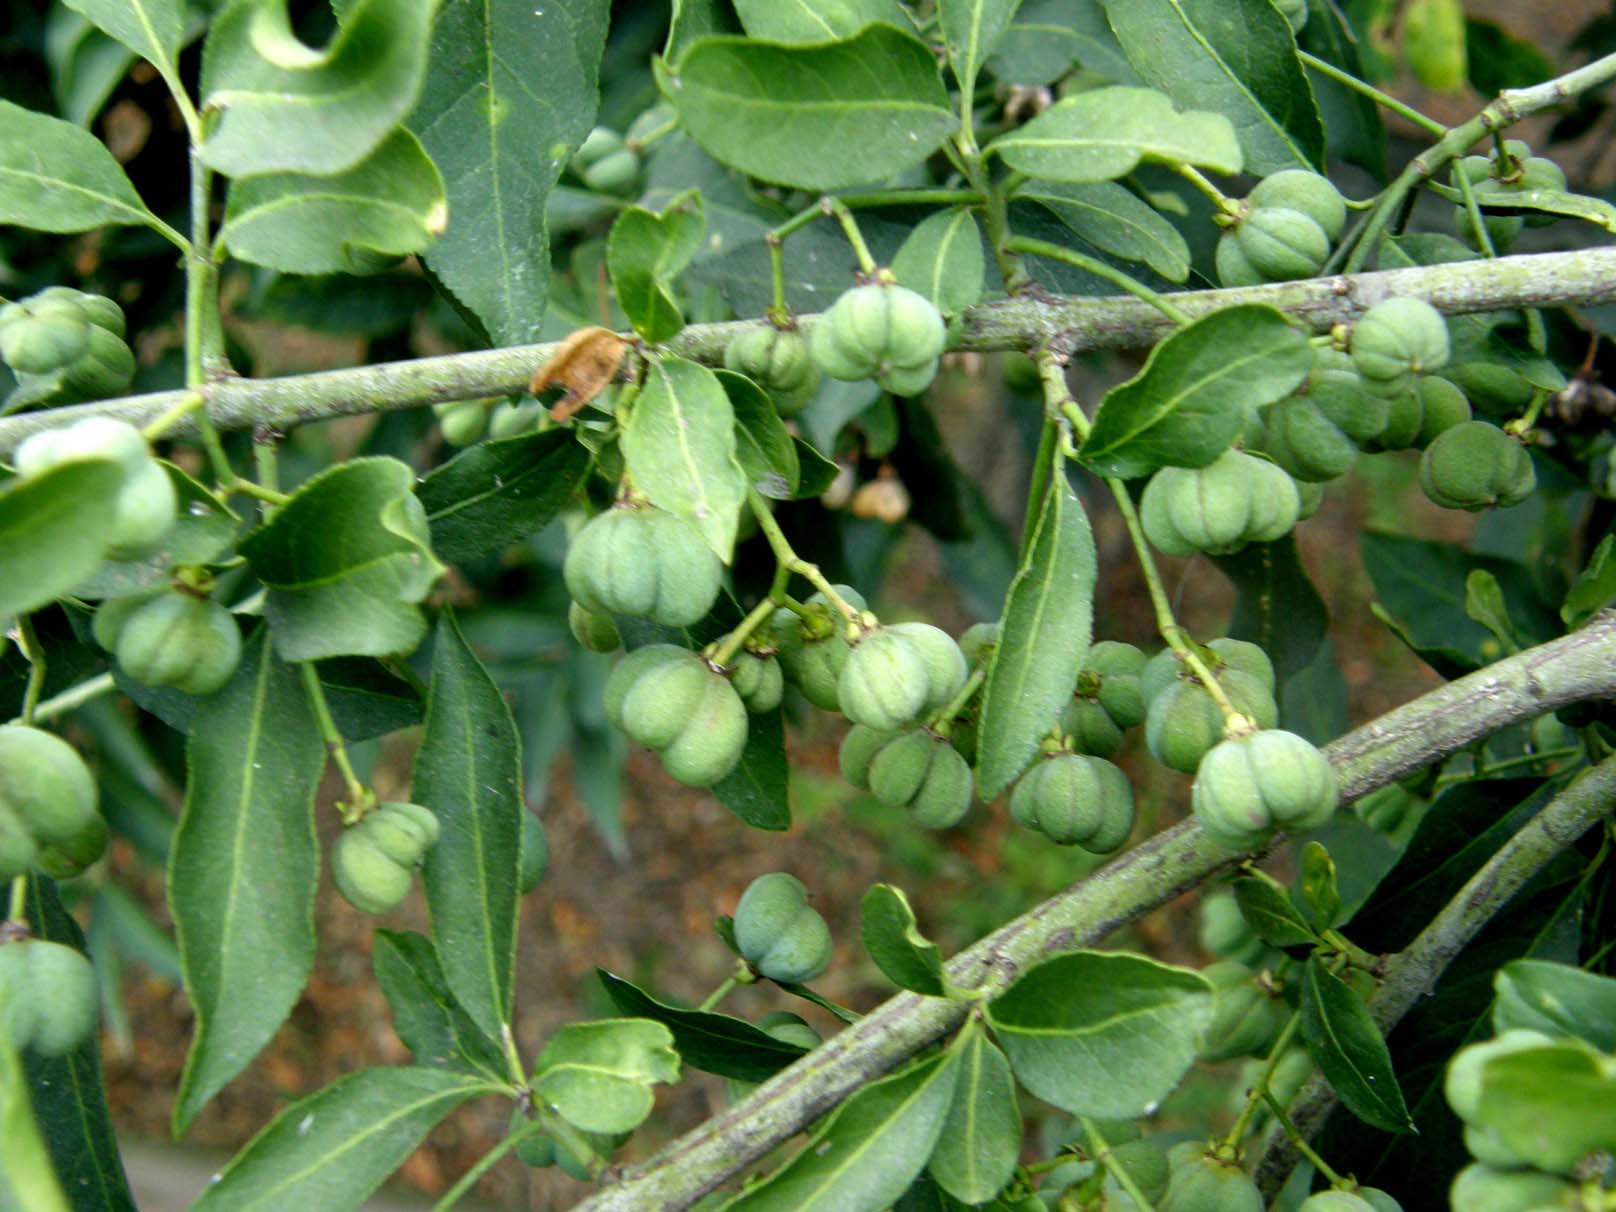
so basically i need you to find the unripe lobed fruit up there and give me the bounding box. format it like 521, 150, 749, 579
1361, 384, 1424, 451
958, 620, 1001, 668
1351, 298, 1450, 387
116, 592, 242, 696
1448, 1164, 1571, 1212
603, 644, 687, 730
1418, 421, 1535, 511
0, 939, 99, 1056
868, 730, 973, 828
1414, 376, 1472, 447
886, 621, 968, 715
771, 585, 866, 711
34, 813, 109, 879
568, 601, 622, 653
15, 417, 176, 559
1443, 1028, 1555, 1122
564, 506, 722, 627
618, 651, 749, 786
1140, 450, 1300, 557
839, 724, 899, 790
1199, 890, 1265, 966
810, 283, 945, 395
1296, 1193, 1376, 1212
1192, 729, 1338, 850
733, 872, 833, 984
332, 802, 440, 915
0, 803, 38, 881
0, 723, 101, 848
1215, 234, 1265, 288
435, 400, 489, 446
0, 300, 90, 374
1264, 395, 1358, 483
1142, 638, 1274, 705
839, 628, 930, 731
1200, 960, 1283, 1062
1061, 697, 1124, 757
1235, 206, 1331, 281
1248, 170, 1346, 240
728, 650, 784, 714
657, 673, 749, 787
1009, 753, 1135, 851
724, 326, 821, 417
1160, 1142, 1264, 1212
1083, 640, 1148, 727
1145, 671, 1278, 774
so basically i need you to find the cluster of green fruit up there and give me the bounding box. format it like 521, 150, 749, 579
0, 286, 135, 406
810, 280, 947, 397
94, 585, 242, 697
1160, 1142, 1400, 1212
724, 322, 820, 417
0, 724, 110, 882
0, 935, 98, 1058
1452, 140, 1567, 253
330, 801, 441, 915
13, 416, 177, 561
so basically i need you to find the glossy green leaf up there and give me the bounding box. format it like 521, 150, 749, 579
1080, 305, 1312, 478
733, 0, 909, 43
722, 370, 801, 500
713, 706, 792, 831
722, 1051, 960, 1212
1100, 0, 1325, 174
1018, 179, 1191, 282
1563, 533, 1616, 628
218, 129, 446, 275
988, 951, 1212, 1119
861, 883, 948, 997
1231, 870, 1318, 947
1299, 956, 1413, 1133
418, 428, 592, 564
409, 0, 608, 345
607, 188, 706, 343
0, 98, 162, 236
988, 86, 1241, 182
44, 7, 139, 127
926, 1029, 1020, 1204
1298, 841, 1341, 930
532, 1019, 681, 1135
1463, 568, 1518, 653
976, 445, 1096, 798
598, 970, 814, 1081
61, 0, 183, 94
986, 0, 1134, 87
1493, 960, 1616, 1051
622, 356, 747, 562
199, 0, 435, 177
0, 460, 126, 617
74, 462, 240, 599
938, 0, 1021, 94
241, 457, 446, 662
0, 1013, 69, 1212
668, 0, 737, 62
1213, 534, 1329, 686
891, 208, 986, 315
170, 629, 326, 1134
1299, 0, 1387, 179
414, 609, 524, 1040
656, 26, 954, 191
1450, 183, 1616, 233
1474, 1041, 1616, 1173
372, 930, 508, 1078
795, 438, 842, 499
192, 1067, 488, 1212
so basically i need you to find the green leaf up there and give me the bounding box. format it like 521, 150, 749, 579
733, 0, 910, 44
1465, 18, 1555, 96
414, 610, 524, 1040
1231, 870, 1319, 947
61, 0, 182, 91
976, 446, 1096, 798
722, 1051, 960, 1212
0, 98, 163, 235
418, 428, 592, 564
861, 883, 949, 997
531, 1019, 681, 1135
18, 877, 137, 1212
891, 208, 986, 315
1080, 305, 1312, 478
1403, 0, 1467, 92
1493, 960, 1616, 1052
170, 629, 326, 1134
1463, 568, 1519, 653
1563, 534, 1616, 628
795, 437, 844, 499
192, 1067, 488, 1212
986, 0, 1134, 88
987, 86, 1241, 182
622, 356, 747, 562
74, 462, 241, 599
0, 460, 126, 617
1299, 956, 1413, 1133
722, 370, 802, 500
199, 0, 435, 177
1212, 534, 1329, 685
987, 951, 1213, 1118
44, 8, 139, 127
938, 0, 1021, 95
607, 188, 706, 343
0, 1013, 69, 1212
217, 129, 446, 275
656, 26, 954, 191
241, 457, 446, 662
598, 970, 814, 1082
409, 0, 608, 345
372, 930, 509, 1078
1100, 0, 1325, 175
668, 0, 737, 63
926, 1029, 1020, 1204
1298, 841, 1341, 931
712, 706, 792, 831
1474, 1041, 1616, 1173
1299, 1, 1387, 179
1018, 179, 1191, 282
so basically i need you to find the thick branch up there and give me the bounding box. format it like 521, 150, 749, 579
3, 247, 1615, 458
571, 613, 1616, 1212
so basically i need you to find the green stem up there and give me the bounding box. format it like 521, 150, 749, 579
1260, 1089, 1346, 1185
14, 672, 117, 727
1006, 237, 1190, 325
500, 1022, 527, 1090
1222, 1010, 1303, 1149
698, 974, 740, 1013
824, 198, 878, 275
15, 616, 44, 726
7, 875, 25, 925
1082, 1116, 1158, 1212
929, 667, 986, 737
298, 663, 371, 814
1174, 163, 1240, 214
747, 491, 864, 626
1451, 164, 1499, 259
430, 1112, 549, 1212
1296, 50, 1447, 137
140, 391, 207, 444
709, 597, 778, 669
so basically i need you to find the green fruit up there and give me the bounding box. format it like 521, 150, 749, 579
959, 621, 1001, 668
487, 399, 544, 438
1200, 961, 1283, 1062
1418, 421, 1535, 511
0, 803, 38, 881
1250, 171, 1345, 240
569, 601, 622, 653
1443, 361, 1535, 415
1084, 641, 1147, 727
434, 400, 489, 446
839, 628, 929, 731
729, 650, 784, 713
1062, 697, 1125, 757
364, 802, 441, 865
1209, 638, 1275, 691
583, 149, 640, 196
655, 673, 749, 787
1307, 360, 1391, 446
37, 286, 125, 337
1160, 1143, 1263, 1212
564, 506, 723, 627
332, 828, 413, 914
603, 644, 688, 730
1462, 1122, 1530, 1169
887, 621, 968, 715
733, 872, 833, 984
1264, 395, 1358, 483
1235, 207, 1331, 281
34, 813, 108, 879
57, 324, 137, 400
1363, 384, 1424, 450
116, 592, 242, 696
1355, 1188, 1402, 1212
1010, 753, 1135, 851
1192, 729, 1338, 850
1199, 890, 1265, 965
810, 283, 946, 388
1297, 1193, 1375, 1212
839, 724, 899, 791
1140, 450, 1300, 557
1145, 671, 1279, 775
0, 939, 98, 1057
772, 586, 866, 711
869, 731, 973, 828
1448, 1164, 1572, 1212
0, 724, 100, 848
15, 417, 175, 559
1215, 233, 1266, 288
1415, 376, 1472, 446
1444, 1029, 1556, 1122
0, 301, 90, 374
91, 590, 160, 652
1351, 298, 1450, 383
724, 325, 821, 417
